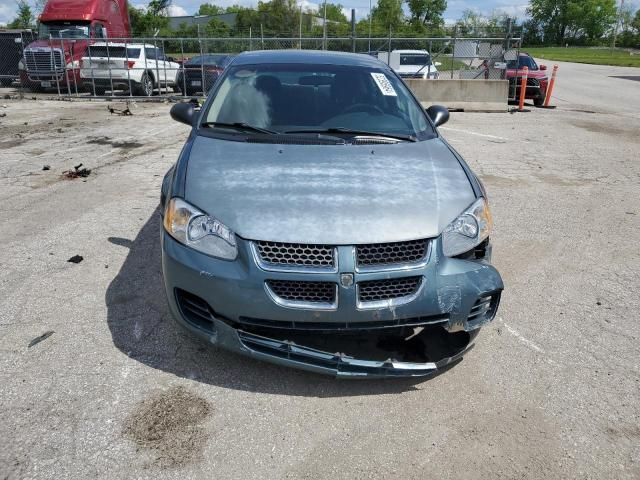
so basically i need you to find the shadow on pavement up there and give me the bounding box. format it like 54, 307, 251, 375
106, 208, 460, 397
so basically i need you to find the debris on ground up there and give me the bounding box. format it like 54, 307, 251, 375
107, 103, 133, 116
42, 165, 50, 171
0, 113, 6, 118
28, 331, 55, 348
62, 163, 91, 179
67, 255, 84, 264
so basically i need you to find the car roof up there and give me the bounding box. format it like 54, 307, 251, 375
232, 50, 389, 69
393, 50, 429, 54
88, 42, 153, 48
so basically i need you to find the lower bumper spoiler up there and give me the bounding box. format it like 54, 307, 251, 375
178, 309, 475, 379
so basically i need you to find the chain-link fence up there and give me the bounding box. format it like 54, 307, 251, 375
1, 28, 521, 100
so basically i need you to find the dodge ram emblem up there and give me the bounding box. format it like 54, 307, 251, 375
340, 273, 354, 288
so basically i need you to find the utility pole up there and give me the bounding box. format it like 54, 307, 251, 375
612, 0, 625, 50
299, 6, 303, 49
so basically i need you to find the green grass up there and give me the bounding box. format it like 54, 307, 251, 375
523, 47, 640, 68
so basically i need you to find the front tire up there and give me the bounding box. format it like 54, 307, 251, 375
534, 96, 544, 107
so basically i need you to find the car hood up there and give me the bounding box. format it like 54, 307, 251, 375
185, 135, 475, 244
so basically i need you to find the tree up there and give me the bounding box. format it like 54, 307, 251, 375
323, 3, 349, 23
7, 0, 33, 29
371, 0, 404, 30
198, 3, 225, 16
407, 0, 446, 29
148, 0, 172, 16
128, 3, 170, 36
633, 9, 640, 32
528, 0, 617, 45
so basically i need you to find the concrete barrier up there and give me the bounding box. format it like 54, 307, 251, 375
405, 79, 509, 112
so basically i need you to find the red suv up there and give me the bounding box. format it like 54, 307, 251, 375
506, 53, 549, 106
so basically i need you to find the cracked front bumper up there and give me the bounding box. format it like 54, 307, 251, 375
161, 230, 503, 378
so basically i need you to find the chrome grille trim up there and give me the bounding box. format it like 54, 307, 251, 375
24, 48, 64, 73
357, 276, 424, 310
355, 239, 429, 271
252, 241, 337, 273
265, 280, 338, 310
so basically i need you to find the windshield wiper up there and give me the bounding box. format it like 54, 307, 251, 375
201, 121, 278, 135
284, 127, 417, 142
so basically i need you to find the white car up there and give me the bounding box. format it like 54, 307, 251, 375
377, 49, 440, 79
80, 42, 181, 96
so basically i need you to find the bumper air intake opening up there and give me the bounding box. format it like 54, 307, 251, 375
175, 288, 217, 334
468, 291, 501, 324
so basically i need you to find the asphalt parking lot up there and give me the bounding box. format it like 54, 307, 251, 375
1, 61, 639, 479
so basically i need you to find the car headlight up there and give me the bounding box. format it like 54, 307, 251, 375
18, 58, 25, 71
163, 197, 237, 260
65, 60, 80, 69
442, 197, 492, 257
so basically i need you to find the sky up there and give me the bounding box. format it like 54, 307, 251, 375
0, 0, 637, 27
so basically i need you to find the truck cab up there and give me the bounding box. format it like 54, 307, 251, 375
21, 0, 130, 92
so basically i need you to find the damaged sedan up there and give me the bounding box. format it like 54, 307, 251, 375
161, 50, 503, 378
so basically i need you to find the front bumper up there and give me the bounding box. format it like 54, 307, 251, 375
162, 231, 503, 378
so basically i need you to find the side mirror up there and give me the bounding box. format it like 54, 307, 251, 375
540, 64, 547, 71
426, 105, 449, 127
170, 102, 196, 126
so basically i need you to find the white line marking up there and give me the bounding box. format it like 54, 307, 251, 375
440, 126, 508, 141
499, 318, 544, 353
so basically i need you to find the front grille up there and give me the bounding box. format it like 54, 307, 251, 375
24, 49, 64, 72
175, 289, 215, 332
256, 241, 335, 269
266, 280, 336, 304
356, 239, 428, 267
468, 292, 500, 323
358, 276, 422, 303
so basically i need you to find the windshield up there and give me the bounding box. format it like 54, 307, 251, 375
187, 55, 231, 66
508, 56, 538, 70
400, 54, 431, 66
39, 21, 90, 39
204, 63, 433, 140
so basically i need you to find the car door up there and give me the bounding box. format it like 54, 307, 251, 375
157, 49, 179, 85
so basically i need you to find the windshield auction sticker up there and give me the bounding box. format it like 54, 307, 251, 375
371, 72, 397, 96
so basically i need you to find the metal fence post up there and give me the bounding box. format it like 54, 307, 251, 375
106, 41, 114, 96
351, 9, 356, 53
126, 38, 133, 97
161, 38, 168, 95
450, 27, 458, 79
199, 36, 205, 97
180, 38, 186, 97
59, 36, 72, 96
387, 26, 391, 66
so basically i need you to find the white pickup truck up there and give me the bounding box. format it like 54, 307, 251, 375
80, 42, 181, 96
377, 49, 441, 79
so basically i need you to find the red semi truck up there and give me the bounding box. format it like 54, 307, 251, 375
20, 0, 131, 92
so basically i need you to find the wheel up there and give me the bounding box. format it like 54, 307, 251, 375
534, 96, 544, 107
135, 72, 154, 96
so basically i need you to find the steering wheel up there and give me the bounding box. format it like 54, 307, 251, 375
342, 103, 385, 115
